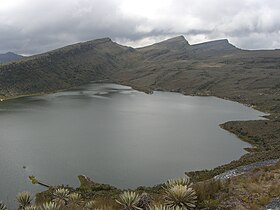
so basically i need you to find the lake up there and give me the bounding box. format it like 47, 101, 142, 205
0, 83, 265, 207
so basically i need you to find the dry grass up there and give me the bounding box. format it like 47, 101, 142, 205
212, 161, 280, 209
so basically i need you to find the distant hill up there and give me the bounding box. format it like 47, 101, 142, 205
0, 52, 23, 64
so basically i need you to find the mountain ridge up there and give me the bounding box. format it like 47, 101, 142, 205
0, 36, 279, 99
0, 38, 133, 98
137, 35, 190, 50
0, 52, 24, 64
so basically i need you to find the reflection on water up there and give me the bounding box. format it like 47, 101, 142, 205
0, 83, 265, 207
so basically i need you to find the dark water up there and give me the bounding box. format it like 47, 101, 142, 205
0, 83, 265, 207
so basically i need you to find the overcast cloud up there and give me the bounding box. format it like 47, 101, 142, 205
0, 0, 280, 54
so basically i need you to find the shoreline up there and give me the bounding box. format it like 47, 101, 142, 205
0, 81, 273, 184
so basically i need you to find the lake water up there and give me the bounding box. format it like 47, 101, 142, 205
0, 83, 265, 207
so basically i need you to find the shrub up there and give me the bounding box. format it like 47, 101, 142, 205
0, 201, 8, 210
163, 185, 197, 209
165, 177, 193, 189
52, 188, 70, 205
84, 200, 96, 209
41, 201, 60, 210
16, 191, 32, 209
25, 205, 38, 210
68, 192, 83, 206
116, 191, 141, 210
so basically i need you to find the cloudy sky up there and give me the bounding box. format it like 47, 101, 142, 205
0, 0, 280, 54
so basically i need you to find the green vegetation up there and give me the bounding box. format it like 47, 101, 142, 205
0, 177, 198, 210
16, 191, 32, 209
2, 161, 280, 209
0, 201, 8, 210
162, 177, 197, 209
164, 177, 193, 189
115, 191, 141, 210
4, 161, 280, 209
42, 202, 60, 210
52, 188, 70, 206
84, 200, 96, 209
163, 185, 196, 209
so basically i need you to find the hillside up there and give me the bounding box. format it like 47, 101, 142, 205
0, 52, 24, 64
0, 38, 133, 98
0, 36, 280, 181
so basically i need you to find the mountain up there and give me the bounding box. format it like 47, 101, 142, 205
186, 39, 240, 58
0, 52, 24, 64
0, 36, 279, 115
139, 35, 190, 50
191, 39, 237, 51
136, 36, 190, 61
0, 38, 133, 98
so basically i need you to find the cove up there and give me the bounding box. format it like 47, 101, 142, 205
0, 83, 265, 206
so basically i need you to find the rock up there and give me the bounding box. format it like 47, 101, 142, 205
214, 159, 279, 180
262, 197, 280, 210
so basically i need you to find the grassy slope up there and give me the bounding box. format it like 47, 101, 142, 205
0, 38, 133, 98
191, 160, 280, 209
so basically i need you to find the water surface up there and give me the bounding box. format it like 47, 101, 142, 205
0, 83, 265, 206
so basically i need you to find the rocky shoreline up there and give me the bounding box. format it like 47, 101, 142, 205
214, 159, 279, 180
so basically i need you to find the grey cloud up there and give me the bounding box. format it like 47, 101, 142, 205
0, 0, 280, 54
0, 0, 146, 54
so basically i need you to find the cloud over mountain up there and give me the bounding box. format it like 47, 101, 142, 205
0, 0, 280, 54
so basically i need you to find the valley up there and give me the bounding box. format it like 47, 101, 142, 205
1, 36, 280, 181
